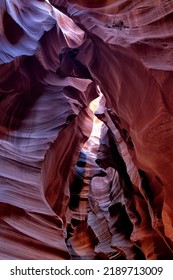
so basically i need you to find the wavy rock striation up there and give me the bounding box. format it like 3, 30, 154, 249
0, 0, 95, 259
0, 0, 173, 259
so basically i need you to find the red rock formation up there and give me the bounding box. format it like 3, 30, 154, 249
50, 0, 173, 258
1, 0, 173, 259
95, 97, 173, 259
0, 0, 95, 259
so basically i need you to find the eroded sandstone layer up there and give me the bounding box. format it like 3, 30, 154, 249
0, 0, 173, 259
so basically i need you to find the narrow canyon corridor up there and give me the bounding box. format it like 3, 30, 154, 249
0, 0, 173, 260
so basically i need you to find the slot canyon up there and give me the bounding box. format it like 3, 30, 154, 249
0, 0, 173, 259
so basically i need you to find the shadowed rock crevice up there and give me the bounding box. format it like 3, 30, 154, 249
0, 0, 173, 260
3, 11, 24, 44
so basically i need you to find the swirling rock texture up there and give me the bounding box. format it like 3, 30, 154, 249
0, 0, 173, 259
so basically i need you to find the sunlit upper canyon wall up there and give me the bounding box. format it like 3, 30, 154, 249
0, 0, 173, 259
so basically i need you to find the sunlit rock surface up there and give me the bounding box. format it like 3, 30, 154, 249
0, 0, 173, 259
